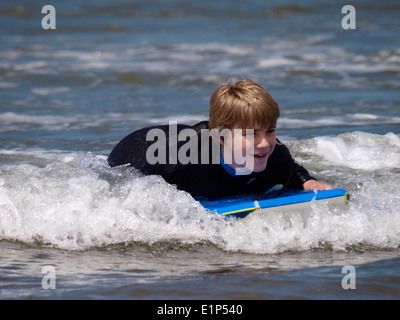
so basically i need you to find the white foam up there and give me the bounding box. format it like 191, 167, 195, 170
296, 132, 400, 171
0, 112, 70, 125
0, 81, 18, 89
31, 87, 70, 96
0, 152, 217, 250
0, 133, 399, 253
278, 113, 400, 129
0, 111, 207, 132
258, 57, 296, 68
145, 114, 207, 125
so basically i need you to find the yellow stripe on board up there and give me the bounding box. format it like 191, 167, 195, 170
222, 207, 259, 216
221, 193, 349, 216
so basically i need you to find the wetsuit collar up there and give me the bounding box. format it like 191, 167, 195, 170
220, 147, 252, 176
220, 150, 238, 176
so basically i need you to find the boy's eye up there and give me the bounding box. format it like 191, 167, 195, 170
242, 130, 254, 136
241, 127, 275, 137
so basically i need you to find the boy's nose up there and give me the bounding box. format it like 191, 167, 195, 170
257, 136, 270, 149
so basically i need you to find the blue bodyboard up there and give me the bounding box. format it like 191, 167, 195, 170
201, 188, 348, 219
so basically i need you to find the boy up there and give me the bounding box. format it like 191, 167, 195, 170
108, 78, 332, 199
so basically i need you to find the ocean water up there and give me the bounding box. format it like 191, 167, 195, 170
0, 0, 399, 300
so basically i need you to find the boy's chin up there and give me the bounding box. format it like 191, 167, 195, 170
251, 161, 268, 173
233, 159, 268, 174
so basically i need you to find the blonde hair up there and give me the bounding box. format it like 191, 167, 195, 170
209, 78, 280, 131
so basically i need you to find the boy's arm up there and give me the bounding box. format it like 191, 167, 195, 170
292, 162, 314, 185
303, 179, 333, 191
290, 162, 333, 191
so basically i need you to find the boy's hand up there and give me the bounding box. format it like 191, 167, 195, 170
303, 179, 334, 191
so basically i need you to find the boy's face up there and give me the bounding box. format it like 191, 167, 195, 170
221, 122, 277, 174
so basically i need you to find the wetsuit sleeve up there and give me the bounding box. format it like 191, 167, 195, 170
107, 123, 207, 183
107, 127, 152, 168
288, 162, 316, 189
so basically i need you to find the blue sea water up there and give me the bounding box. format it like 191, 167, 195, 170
0, 0, 399, 300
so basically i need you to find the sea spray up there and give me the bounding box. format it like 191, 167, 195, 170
0, 132, 399, 253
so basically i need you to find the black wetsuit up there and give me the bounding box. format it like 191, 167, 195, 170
107, 121, 315, 199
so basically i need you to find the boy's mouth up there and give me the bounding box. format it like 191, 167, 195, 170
253, 153, 267, 158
